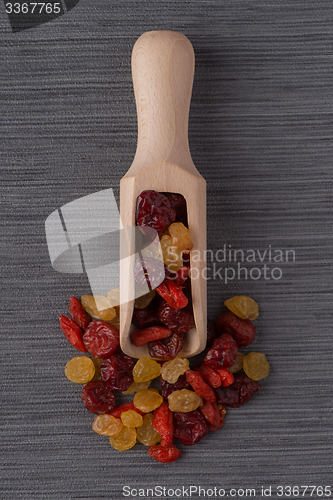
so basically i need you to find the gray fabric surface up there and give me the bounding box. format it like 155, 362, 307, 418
1, 1, 332, 498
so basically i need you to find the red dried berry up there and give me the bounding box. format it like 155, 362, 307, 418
131, 326, 172, 347
204, 333, 238, 370
210, 404, 226, 431
199, 401, 221, 429
159, 374, 190, 399
185, 370, 216, 402
215, 373, 261, 408
194, 365, 222, 389
133, 256, 165, 290
59, 315, 87, 353
174, 266, 191, 286
162, 192, 187, 223
153, 401, 173, 446
81, 382, 116, 414
101, 352, 134, 391
158, 301, 195, 333
173, 410, 209, 446
147, 444, 182, 463
136, 190, 176, 234
69, 297, 91, 330
156, 279, 188, 310
215, 311, 256, 347
132, 303, 160, 329
216, 368, 234, 387
148, 332, 185, 360
206, 319, 216, 349
111, 402, 145, 418
83, 320, 119, 358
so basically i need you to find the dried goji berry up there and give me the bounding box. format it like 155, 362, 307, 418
69, 297, 91, 330
83, 320, 119, 358
215, 373, 261, 408
204, 333, 238, 370
148, 332, 185, 360
194, 365, 222, 389
131, 326, 172, 347
147, 444, 182, 463
215, 311, 256, 347
59, 315, 87, 353
185, 370, 216, 402
216, 368, 234, 387
199, 401, 221, 429
111, 402, 145, 418
101, 352, 134, 391
81, 381, 116, 414
152, 401, 173, 446
156, 279, 188, 310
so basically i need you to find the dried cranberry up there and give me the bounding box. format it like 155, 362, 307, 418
215, 373, 261, 408
174, 266, 191, 286
69, 297, 91, 330
81, 381, 116, 414
173, 410, 209, 446
131, 325, 172, 347
148, 332, 185, 360
215, 311, 256, 347
101, 352, 134, 391
206, 319, 216, 349
83, 320, 119, 358
204, 333, 238, 370
136, 190, 176, 234
162, 192, 187, 223
158, 301, 194, 333
133, 256, 165, 289
159, 374, 189, 399
132, 303, 160, 329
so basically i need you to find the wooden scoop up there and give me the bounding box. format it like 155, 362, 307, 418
119, 30, 206, 359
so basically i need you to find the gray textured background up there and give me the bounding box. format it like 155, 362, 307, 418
1, 1, 332, 499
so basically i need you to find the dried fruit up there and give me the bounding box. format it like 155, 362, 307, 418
160, 357, 189, 384
132, 303, 160, 329
81, 382, 116, 414
224, 295, 259, 320
148, 332, 185, 360
159, 374, 190, 399
107, 288, 120, 308
228, 352, 244, 373
92, 414, 123, 436
160, 235, 183, 272
131, 326, 172, 347
199, 401, 221, 430
158, 301, 195, 333
91, 357, 103, 381
109, 426, 137, 451
111, 402, 145, 418
59, 315, 87, 353
162, 192, 187, 222
83, 320, 119, 358
194, 365, 222, 389
156, 279, 188, 310
215, 373, 261, 408
132, 357, 161, 383
173, 410, 209, 445
243, 352, 270, 381
101, 352, 134, 391
167, 389, 203, 412
121, 410, 143, 428
133, 256, 165, 289
69, 297, 91, 329
122, 380, 150, 395
65, 356, 95, 383
206, 319, 216, 349
137, 413, 161, 446
152, 401, 173, 446
204, 333, 238, 370
147, 444, 182, 463
186, 370, 216, 402
215, 312, 256, 347
136, 190, 176, 234
135, 290, 156, 309
81, 295, 116, 322
216, 368, 234, 387
168, 222, 193, 252
173, 266, 191, 286
134, 389, 163, 413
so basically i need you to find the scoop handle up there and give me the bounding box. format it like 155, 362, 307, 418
131, 30, 195, 167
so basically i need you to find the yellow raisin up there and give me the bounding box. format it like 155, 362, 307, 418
132, 357, 161, 383
160, 357, 189, 384
121, 410, 143, 428
107, 288, 120, 308
133, 389, 163, 413
109, 426, 137, 451
81, 295, 116, 322
108, 305, 120, 328
134, 290, 156, 309
136, 413, 161, 446
122, 380, 150, 395
92, 414, 123, 436
168, 389, 203, 412
243, 352, 269, 381
160, 235, 183, 273
228, 352, 245, 374
224, 295, 259, 320
65, 357, 95, 383
168, 222, 193, 252
91, 357, 103, 381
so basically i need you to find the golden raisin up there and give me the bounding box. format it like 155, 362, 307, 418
109, 426, 137, 451
122, 380, 150, 395
92, 414, 123, 436
168, 222, 193, 252
107, 288, 120, 308
243, 352, 269, 381
81, 295, 116, 322
168, 389, 203, 412
160, 357, 190, 384
135, 290, 156, 309
228, 352, 245, 374
224, 295, 259, 320
121, 410, 143, 428
160, 235, 183, 273
91, 357, 103, 381
134, 389, 163, 413
136, 413, 161, 446
65, 357, 95, 383
132, 357, 161, 383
